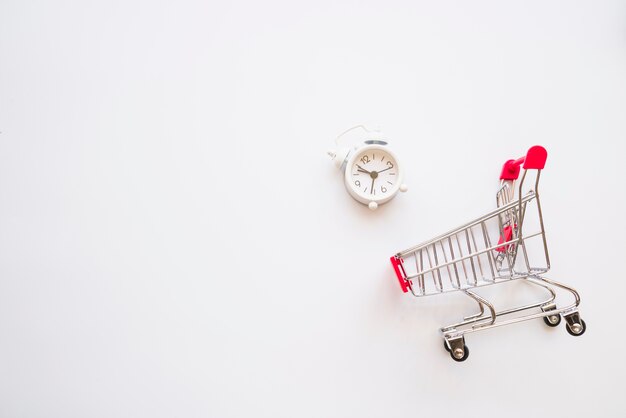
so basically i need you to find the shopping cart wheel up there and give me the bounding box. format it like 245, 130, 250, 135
543, 314, 561, 327
443, 340, 451, 353
450, 345, 469, 362
566, 319, 586, 337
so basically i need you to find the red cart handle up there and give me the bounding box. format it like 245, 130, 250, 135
499, 145, 547, 181
390, 256, 409, 293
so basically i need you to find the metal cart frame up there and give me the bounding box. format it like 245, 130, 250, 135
390, 146, 585, 362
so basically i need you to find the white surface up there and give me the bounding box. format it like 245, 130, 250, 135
1, 1, 625, 417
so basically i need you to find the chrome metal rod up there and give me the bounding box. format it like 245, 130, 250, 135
397, 192, 536, 257
440, 276, 557, 330
405, 231, 544, 280
464, 290, 496, 326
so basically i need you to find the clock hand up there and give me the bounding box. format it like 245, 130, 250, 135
377, 167, 393, 174
357, 165, 371, 174
370, 177, 375, 194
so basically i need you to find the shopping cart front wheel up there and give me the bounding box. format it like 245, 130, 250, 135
444, 337, 469, 362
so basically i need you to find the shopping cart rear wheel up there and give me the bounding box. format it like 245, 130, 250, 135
450, 345, 469, 362
566, 319, 586, 337
543, 314, 561, 327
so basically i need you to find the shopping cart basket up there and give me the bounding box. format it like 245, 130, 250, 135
390, 146, 585, 362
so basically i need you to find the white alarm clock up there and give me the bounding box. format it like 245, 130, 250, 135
328, 126, 407, 210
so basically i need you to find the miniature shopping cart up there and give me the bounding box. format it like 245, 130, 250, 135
390, 146, 585, 362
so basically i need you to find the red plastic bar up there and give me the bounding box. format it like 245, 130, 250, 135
390, 256, 409, 293
496, 225, 513, 252
499, 146, 548, 180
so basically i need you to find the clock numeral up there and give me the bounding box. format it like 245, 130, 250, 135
386, 161, 394, 168
360, 155, 370, 164
355, 180, 361, 187
381, 186, 387, 193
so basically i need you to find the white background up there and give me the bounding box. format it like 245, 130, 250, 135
1, 1, 626, 417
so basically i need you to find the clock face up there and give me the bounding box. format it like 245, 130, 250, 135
348, 148, 399, 199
